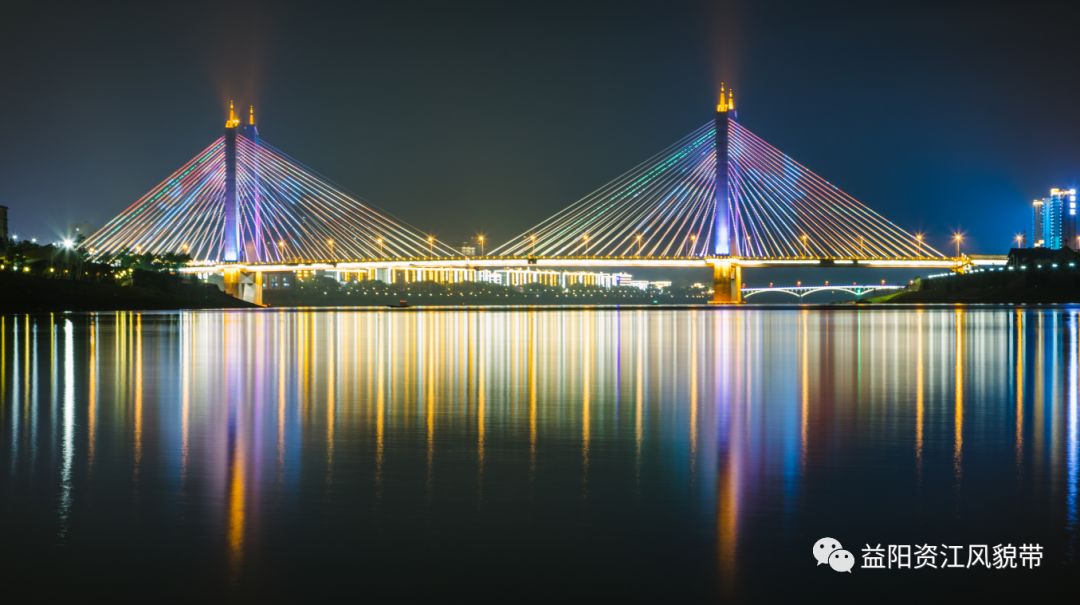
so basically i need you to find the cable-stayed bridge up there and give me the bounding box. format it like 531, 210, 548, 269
83, 90, 991, 304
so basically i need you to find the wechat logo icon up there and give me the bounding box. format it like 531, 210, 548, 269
813, 537, 854, 573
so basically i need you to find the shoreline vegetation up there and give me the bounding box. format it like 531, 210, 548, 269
1, 241, 253, 313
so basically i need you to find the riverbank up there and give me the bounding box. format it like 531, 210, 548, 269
1, 271, 256, 313
869, 266, 1080, 304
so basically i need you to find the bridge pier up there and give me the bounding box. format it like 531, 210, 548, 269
709, 260, 742, 304
222, 268, 263, 306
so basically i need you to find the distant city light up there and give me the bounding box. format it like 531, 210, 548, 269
1032, 188, 1077, 250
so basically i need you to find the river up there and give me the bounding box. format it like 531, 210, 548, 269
1, 307, 1077, 599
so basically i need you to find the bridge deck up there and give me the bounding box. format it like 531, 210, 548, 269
178, 255, 1004, 274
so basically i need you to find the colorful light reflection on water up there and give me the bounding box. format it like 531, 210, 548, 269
0, 308, 1078, 599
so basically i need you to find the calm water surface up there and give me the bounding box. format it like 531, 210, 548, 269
1, 307, 1078, 600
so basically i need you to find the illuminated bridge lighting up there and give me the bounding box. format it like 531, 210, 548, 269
84, 97, 948, 268
82, 117, 455, 263
491, 119, 946, 261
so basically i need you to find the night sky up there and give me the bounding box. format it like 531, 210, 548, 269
3, 0, 1079, 254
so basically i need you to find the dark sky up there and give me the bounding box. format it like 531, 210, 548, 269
2, 0, 1079, 254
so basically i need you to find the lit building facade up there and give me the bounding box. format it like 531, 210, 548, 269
1063, 188, 1079, 250
1032, 188, 1077, 249
1032, 199, 1045, 247
260, 267, 667, 291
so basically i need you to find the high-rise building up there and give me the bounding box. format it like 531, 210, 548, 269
1032, 199, 1045, 247
1062, 189, 1079, 251
0, 205, 8, 244
1032, 188, 1077, 249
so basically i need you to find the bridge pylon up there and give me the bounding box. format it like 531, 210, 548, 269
713, 83, 736, 257
710, 259, 742, 304
222, 267, 264, 306
223, 100, 241, 262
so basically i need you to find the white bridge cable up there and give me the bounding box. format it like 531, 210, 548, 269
495, 118, 944, 260
729, 121, 942, 259
491, 123, 717, 257
84, 132, 458, 263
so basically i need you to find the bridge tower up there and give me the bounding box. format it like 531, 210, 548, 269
223, 101, 241, 262
713, 84, 737, 257
711, 85, 742, 303
221, 101, 263, 304
240, 104, 261, 262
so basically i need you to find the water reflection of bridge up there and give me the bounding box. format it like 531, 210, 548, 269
0, 308, 1077, 594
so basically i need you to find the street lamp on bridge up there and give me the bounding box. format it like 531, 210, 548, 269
427, 235, 435, 256
800, 234, 809, 258
375, 237, 384, 257
1015, 233, 1024, 249
529, 234, 537, 256
477, 234, 486, 256
635, 233, 643, 256
327, 238, 334, 260
582, 233, 590, 256
952, 232, 964, 258
915, 233, 925, 257
688, 233, 697, 256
